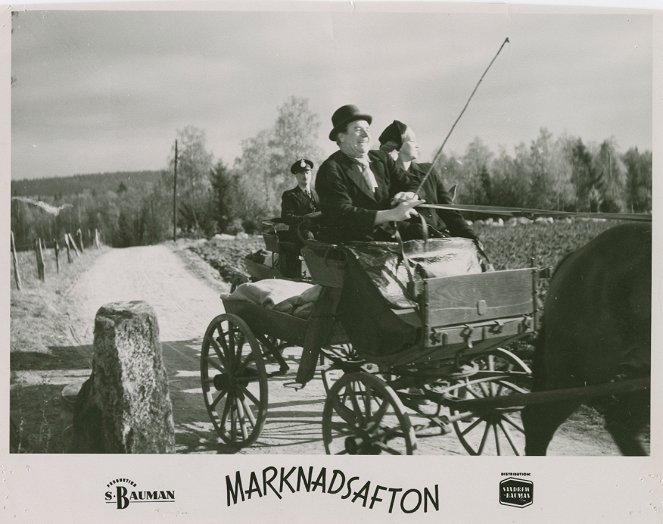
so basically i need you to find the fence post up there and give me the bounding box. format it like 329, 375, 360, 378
77, 229, 84, 253
54, 240, 60, 273
68, 233, 80, 257
38, 238, 46, 282
34, 239, 45, 281
33, 239, 38, 276
11, 231, 21, 290
64, 234, 73, 263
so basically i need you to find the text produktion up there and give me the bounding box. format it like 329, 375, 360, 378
226, 466, 439, 514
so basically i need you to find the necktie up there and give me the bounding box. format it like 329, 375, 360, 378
355, 158, 378, 193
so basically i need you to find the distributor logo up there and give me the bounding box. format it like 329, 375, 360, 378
499, 477, 533, 508
105, 478, 176, 510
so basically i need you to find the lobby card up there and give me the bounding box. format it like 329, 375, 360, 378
2, 1, 661, 522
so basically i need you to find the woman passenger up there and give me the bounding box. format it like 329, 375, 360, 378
378, 120, 477, 241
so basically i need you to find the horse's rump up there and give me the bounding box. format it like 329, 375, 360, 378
539, 223, 651, 388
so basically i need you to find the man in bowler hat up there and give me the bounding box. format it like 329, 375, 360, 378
378, 120, 477, 240
315, 104, 423, 242
281, 158, 319, 224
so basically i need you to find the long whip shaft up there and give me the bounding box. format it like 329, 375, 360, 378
415, 37, 510, 195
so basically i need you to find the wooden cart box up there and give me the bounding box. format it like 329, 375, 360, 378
410, 268, 539, 349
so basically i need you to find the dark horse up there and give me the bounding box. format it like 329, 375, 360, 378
522, 223, 651, 455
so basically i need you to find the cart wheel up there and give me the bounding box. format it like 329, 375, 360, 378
321, 343, 362, 364
201, 313, 268, 447
322, 372, 416, 455
449, 348, 531, 456
320, 343, 363, 395
467, 347, 532, 382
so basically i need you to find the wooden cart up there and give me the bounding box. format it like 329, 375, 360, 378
200, 237, 648, 455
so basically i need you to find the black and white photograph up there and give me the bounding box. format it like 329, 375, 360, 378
2, 0, 662, 522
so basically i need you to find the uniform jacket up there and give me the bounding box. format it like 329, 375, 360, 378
409, 162, 477, 240
315, 149, 418, 241
280, 186, 320, 224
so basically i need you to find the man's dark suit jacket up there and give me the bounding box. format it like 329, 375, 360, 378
408, 162, 477, 240
279, 186, 319, 277
315, 149, 418, 241
280, 186, 319, 224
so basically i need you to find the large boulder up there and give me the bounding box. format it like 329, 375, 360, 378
71, 301, 175, 453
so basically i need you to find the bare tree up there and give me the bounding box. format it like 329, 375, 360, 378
167, 126, 214, 232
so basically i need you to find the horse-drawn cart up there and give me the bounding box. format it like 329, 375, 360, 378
201, 213, 652, 456
200, 231, 557, 455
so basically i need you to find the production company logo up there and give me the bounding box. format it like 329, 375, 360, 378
499, 476, 533, 508
105, 478, 175, 510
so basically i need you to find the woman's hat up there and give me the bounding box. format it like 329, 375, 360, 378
290, 158, 314, 174
378, 120, 408, 149
329, 104, 373, 141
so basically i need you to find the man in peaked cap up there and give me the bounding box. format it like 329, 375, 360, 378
379, 120, 477, 240
281, 158, 319, 224
277, 158, 320, 278
315, 104, 423, 242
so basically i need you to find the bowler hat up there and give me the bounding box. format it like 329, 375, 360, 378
329, 104, 373, 141
290, 158, 314, 174
378, 120, 408, 149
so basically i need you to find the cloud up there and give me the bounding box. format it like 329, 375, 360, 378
10, 9, 652, 179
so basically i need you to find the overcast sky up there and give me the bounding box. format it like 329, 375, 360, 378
10, 5, 653, 180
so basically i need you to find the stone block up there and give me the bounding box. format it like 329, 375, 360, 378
72, 301, 175, 453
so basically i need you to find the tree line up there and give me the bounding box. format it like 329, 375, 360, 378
11, 96, 651, 250
434, 129, 651, 214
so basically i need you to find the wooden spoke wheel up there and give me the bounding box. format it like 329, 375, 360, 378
449, 348, 531, 456
322, 372, 416, 455
320, 343, 364, 395
321, 343, 363, 364
201, 313, 268, 447
470, 347, 532, 380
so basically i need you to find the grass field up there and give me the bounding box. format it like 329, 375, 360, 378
10, 245, 108, 452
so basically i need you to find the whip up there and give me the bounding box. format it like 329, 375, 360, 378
415, 37, 510, 195
418, 202, 652, 223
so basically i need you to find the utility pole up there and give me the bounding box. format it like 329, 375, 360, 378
173, 139, 178, 243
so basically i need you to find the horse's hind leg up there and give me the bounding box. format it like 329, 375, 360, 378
522, 400, 579, 456
603, 394, 649, 456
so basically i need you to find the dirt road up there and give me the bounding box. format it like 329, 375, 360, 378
59, 243, 626, 455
